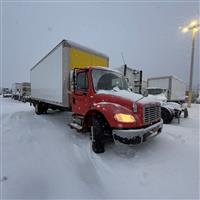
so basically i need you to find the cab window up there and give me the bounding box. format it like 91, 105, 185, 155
76, 71, 88, 90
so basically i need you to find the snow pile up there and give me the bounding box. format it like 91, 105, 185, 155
1, 97, 199, 199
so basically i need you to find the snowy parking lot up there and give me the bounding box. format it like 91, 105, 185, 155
1, 97, 199, 199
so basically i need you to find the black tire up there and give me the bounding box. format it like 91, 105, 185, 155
184, 108, 188, 118
51, 107, 57, 111
43, 106, 48, 114
161, 107, 173, 124
35, 103, 43, 115
91, 114, 107, 153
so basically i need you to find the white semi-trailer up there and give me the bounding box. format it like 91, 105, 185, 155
12, 82, 21, 100
19, 82, 31, 102
117, 66, 144, 94
147, 76, 186, 103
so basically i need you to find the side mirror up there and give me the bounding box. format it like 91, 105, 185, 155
142, 90, 148, 97
128, 86, 133, 92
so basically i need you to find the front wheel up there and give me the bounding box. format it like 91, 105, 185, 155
161, 107, 174, 124
91, 114, 107, 153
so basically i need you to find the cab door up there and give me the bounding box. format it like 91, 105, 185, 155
72, 70, 90, 115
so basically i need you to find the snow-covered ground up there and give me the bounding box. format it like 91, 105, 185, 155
1, 97, 199, 199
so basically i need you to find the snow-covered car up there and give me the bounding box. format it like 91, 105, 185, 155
3, 93, 12, 98
2, 88, 12, 98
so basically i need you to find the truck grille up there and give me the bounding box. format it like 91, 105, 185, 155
143, 105, 161, 124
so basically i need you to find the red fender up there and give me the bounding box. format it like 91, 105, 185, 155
86, 102, 142, 129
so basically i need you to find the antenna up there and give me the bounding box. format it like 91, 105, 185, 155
121, 52, 127, 76
121, 52, 126, 65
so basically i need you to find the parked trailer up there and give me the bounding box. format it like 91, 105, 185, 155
117, 66, 144, 94
12, 82, 21, 100
147, 76, 186, 103
30, 40, 163, 153
19, 82, 31, 102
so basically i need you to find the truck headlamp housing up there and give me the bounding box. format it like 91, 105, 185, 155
114, 113, 136, 123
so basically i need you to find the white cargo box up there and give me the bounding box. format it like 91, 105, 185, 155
30, 40, 109, 108
12, 83, 21, 94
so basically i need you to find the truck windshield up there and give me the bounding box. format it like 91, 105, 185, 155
92, 69, 128, 91
147, 88, 164, 95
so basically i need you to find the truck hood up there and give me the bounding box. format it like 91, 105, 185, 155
148, 94, 167, 103
147, 95, 182, 110
95, 90, 158, 108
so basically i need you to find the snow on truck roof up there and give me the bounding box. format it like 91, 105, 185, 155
30, 40, 109, 71
74, 66, 122, 75
63, 40, 109, 59
89, 66, 121, 73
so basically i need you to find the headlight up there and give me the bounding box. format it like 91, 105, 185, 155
114, 113, 136, 123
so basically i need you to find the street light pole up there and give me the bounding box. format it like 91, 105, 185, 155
188, 29, 196, 107
181, 20, 199, 108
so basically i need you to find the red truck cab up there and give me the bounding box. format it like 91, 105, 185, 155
70, 67, 163, 153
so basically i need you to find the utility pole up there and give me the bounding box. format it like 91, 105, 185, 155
181, 20, 199, 107
188, 29, 195, 107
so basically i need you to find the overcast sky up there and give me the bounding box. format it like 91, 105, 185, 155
1, 1, 199, 89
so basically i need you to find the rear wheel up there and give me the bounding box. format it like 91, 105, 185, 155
35, 103, 43, 115
43, 106, 48, 114
35, 103, 48, 114
59, 108, 65, 112
161, 107, 173, 124
184, 108, 188, 118
91, 114, 109, 153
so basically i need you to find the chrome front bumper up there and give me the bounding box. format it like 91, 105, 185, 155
112, 119, 163, 144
